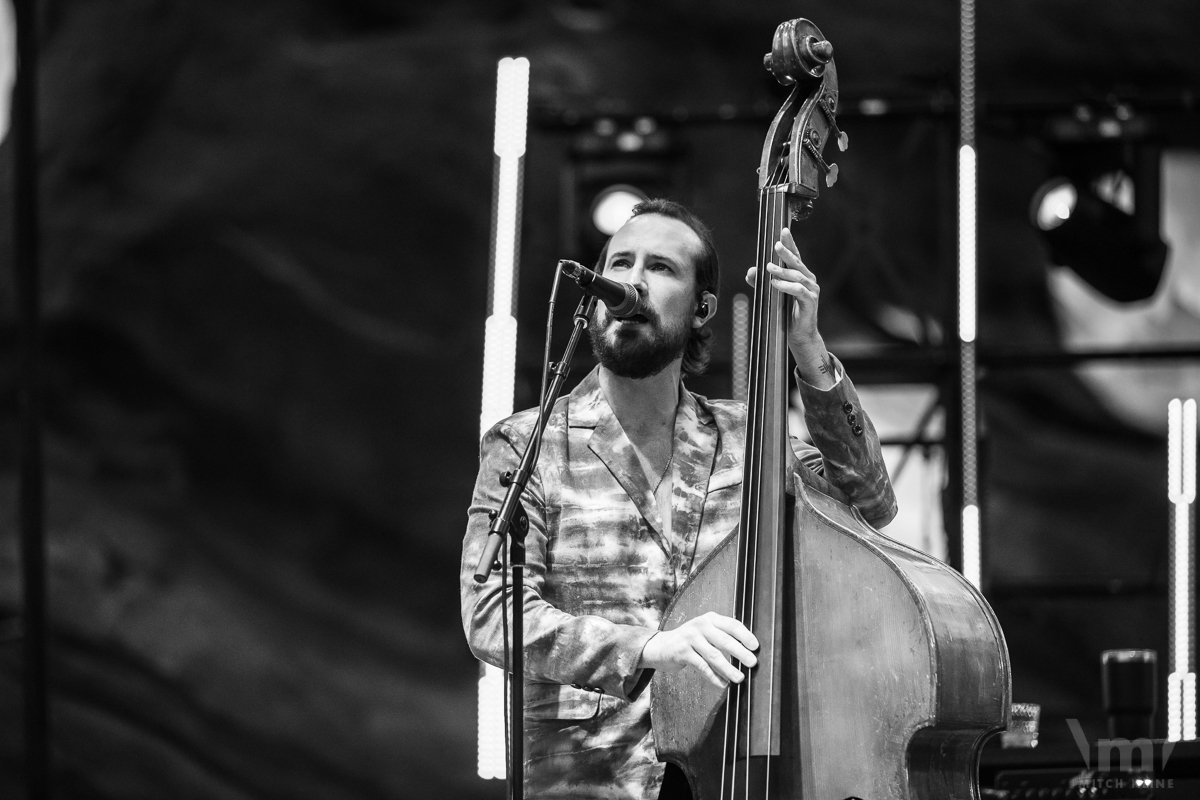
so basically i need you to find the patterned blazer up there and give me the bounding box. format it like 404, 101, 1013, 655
460, 361, 896, 800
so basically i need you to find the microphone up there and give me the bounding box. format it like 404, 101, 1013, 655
559, 260, 643, 318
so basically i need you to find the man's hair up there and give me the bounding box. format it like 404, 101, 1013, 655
593, 198, 720, 376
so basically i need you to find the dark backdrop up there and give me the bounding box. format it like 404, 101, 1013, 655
1, 1, 1198, 797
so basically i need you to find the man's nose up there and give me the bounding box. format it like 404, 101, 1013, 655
625, 262, 650, 291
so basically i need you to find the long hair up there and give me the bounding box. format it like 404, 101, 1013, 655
592, 199, 720, 376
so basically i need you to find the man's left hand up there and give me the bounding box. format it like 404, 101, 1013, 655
744, 226, 834, 389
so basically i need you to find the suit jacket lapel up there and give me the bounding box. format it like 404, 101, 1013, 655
589, 413, 667, 543
570, 369, 669, 553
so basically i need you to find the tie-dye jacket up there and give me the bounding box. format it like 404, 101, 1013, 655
460, 360, 896, 799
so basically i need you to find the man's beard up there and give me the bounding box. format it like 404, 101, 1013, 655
588, 303, 691, 380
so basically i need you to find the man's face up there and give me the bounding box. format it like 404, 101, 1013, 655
588, 213, 703, 379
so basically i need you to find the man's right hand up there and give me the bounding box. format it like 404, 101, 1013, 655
638, 612, 759, 689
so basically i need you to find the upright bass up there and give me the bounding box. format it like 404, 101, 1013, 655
651, 18, 1011, 800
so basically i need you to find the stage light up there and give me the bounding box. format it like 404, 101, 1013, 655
962, 504, 981, 588
1168, 398, 1197, 742
1033, 170, 1134, 234
958, 144, 977, 344
1093, 170, 1135, 213
479, 315, 518, 440
1031, 179, 1077, 231
858, 98, 889, 116
615, 132, 644, 152
479, 55, 530, 781
590, 184, 648, 236
489, 56, 529, 322
1035, 180, 1166, 302
633, 116, 657, 136
561, 117, 682, 259
594, 117, 617, 137
1032, 145, 1168, 303
476, 665, 506, 779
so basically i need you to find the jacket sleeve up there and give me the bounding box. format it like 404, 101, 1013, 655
460, 421, 657, 702
789, 354, 898, 528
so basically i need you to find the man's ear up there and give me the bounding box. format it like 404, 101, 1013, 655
693, 291, 718, 328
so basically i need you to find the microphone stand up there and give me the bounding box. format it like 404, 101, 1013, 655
473, 293, 597, 800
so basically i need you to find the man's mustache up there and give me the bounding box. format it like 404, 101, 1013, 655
597, 302, 657, 326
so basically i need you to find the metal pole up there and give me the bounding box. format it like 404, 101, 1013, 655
12, 0, 51, 795
958, 0, 981, 588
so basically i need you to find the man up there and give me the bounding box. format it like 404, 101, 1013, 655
460, 199, 896, 799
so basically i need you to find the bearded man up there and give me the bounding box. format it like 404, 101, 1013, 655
460, 198, 896, 800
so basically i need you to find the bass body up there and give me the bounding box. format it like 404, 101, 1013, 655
652, 481, 1011, 800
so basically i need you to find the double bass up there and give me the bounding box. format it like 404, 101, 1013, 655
651, 18, 1011, 800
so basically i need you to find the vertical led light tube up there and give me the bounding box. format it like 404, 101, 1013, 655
958, 0, 980, 588
478, 55, 530, 780
958, 145, 977, 346
480, 56, 529, 439
731, 293, 750, 402
1168, 398, 1197, 742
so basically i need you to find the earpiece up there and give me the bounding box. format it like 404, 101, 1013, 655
697, 302, 709, 318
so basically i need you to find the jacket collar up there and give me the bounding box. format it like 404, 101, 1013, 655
568, 367, 717, 553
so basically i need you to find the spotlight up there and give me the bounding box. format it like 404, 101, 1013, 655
560, 117, 684, 259
1030, 165, 1167, 303
1030, 179, 1077, 231
1031, 120, 1168, 303
590, 184, 648, 236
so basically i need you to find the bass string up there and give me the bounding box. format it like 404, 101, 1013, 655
726, 183, 767, 800
748, 185, 781, 800
762, 185, 787, 800
756, 178, 790, 800
747, 187, 773, 800
727, 180, 767, 800
732, 176, 788, 800
763, 185, 772, 800
743, 187, 770, 800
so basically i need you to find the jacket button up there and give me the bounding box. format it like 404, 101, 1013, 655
571, 683, 582, 689
852, 425, 864, 436
843, 402, 854, 414
847, 413, 857, 426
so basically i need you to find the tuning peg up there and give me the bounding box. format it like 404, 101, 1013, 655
837, 131, 849, 152
809, 39, 834, 64
802, 137, 841, 188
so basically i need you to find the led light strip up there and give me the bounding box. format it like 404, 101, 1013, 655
958, 145, 977, 346
958, 0, 980, 587
962, 502, 981, 589
1168, 398, 1197, 742
478, 55, 530, 780
479, 56, 529, 440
